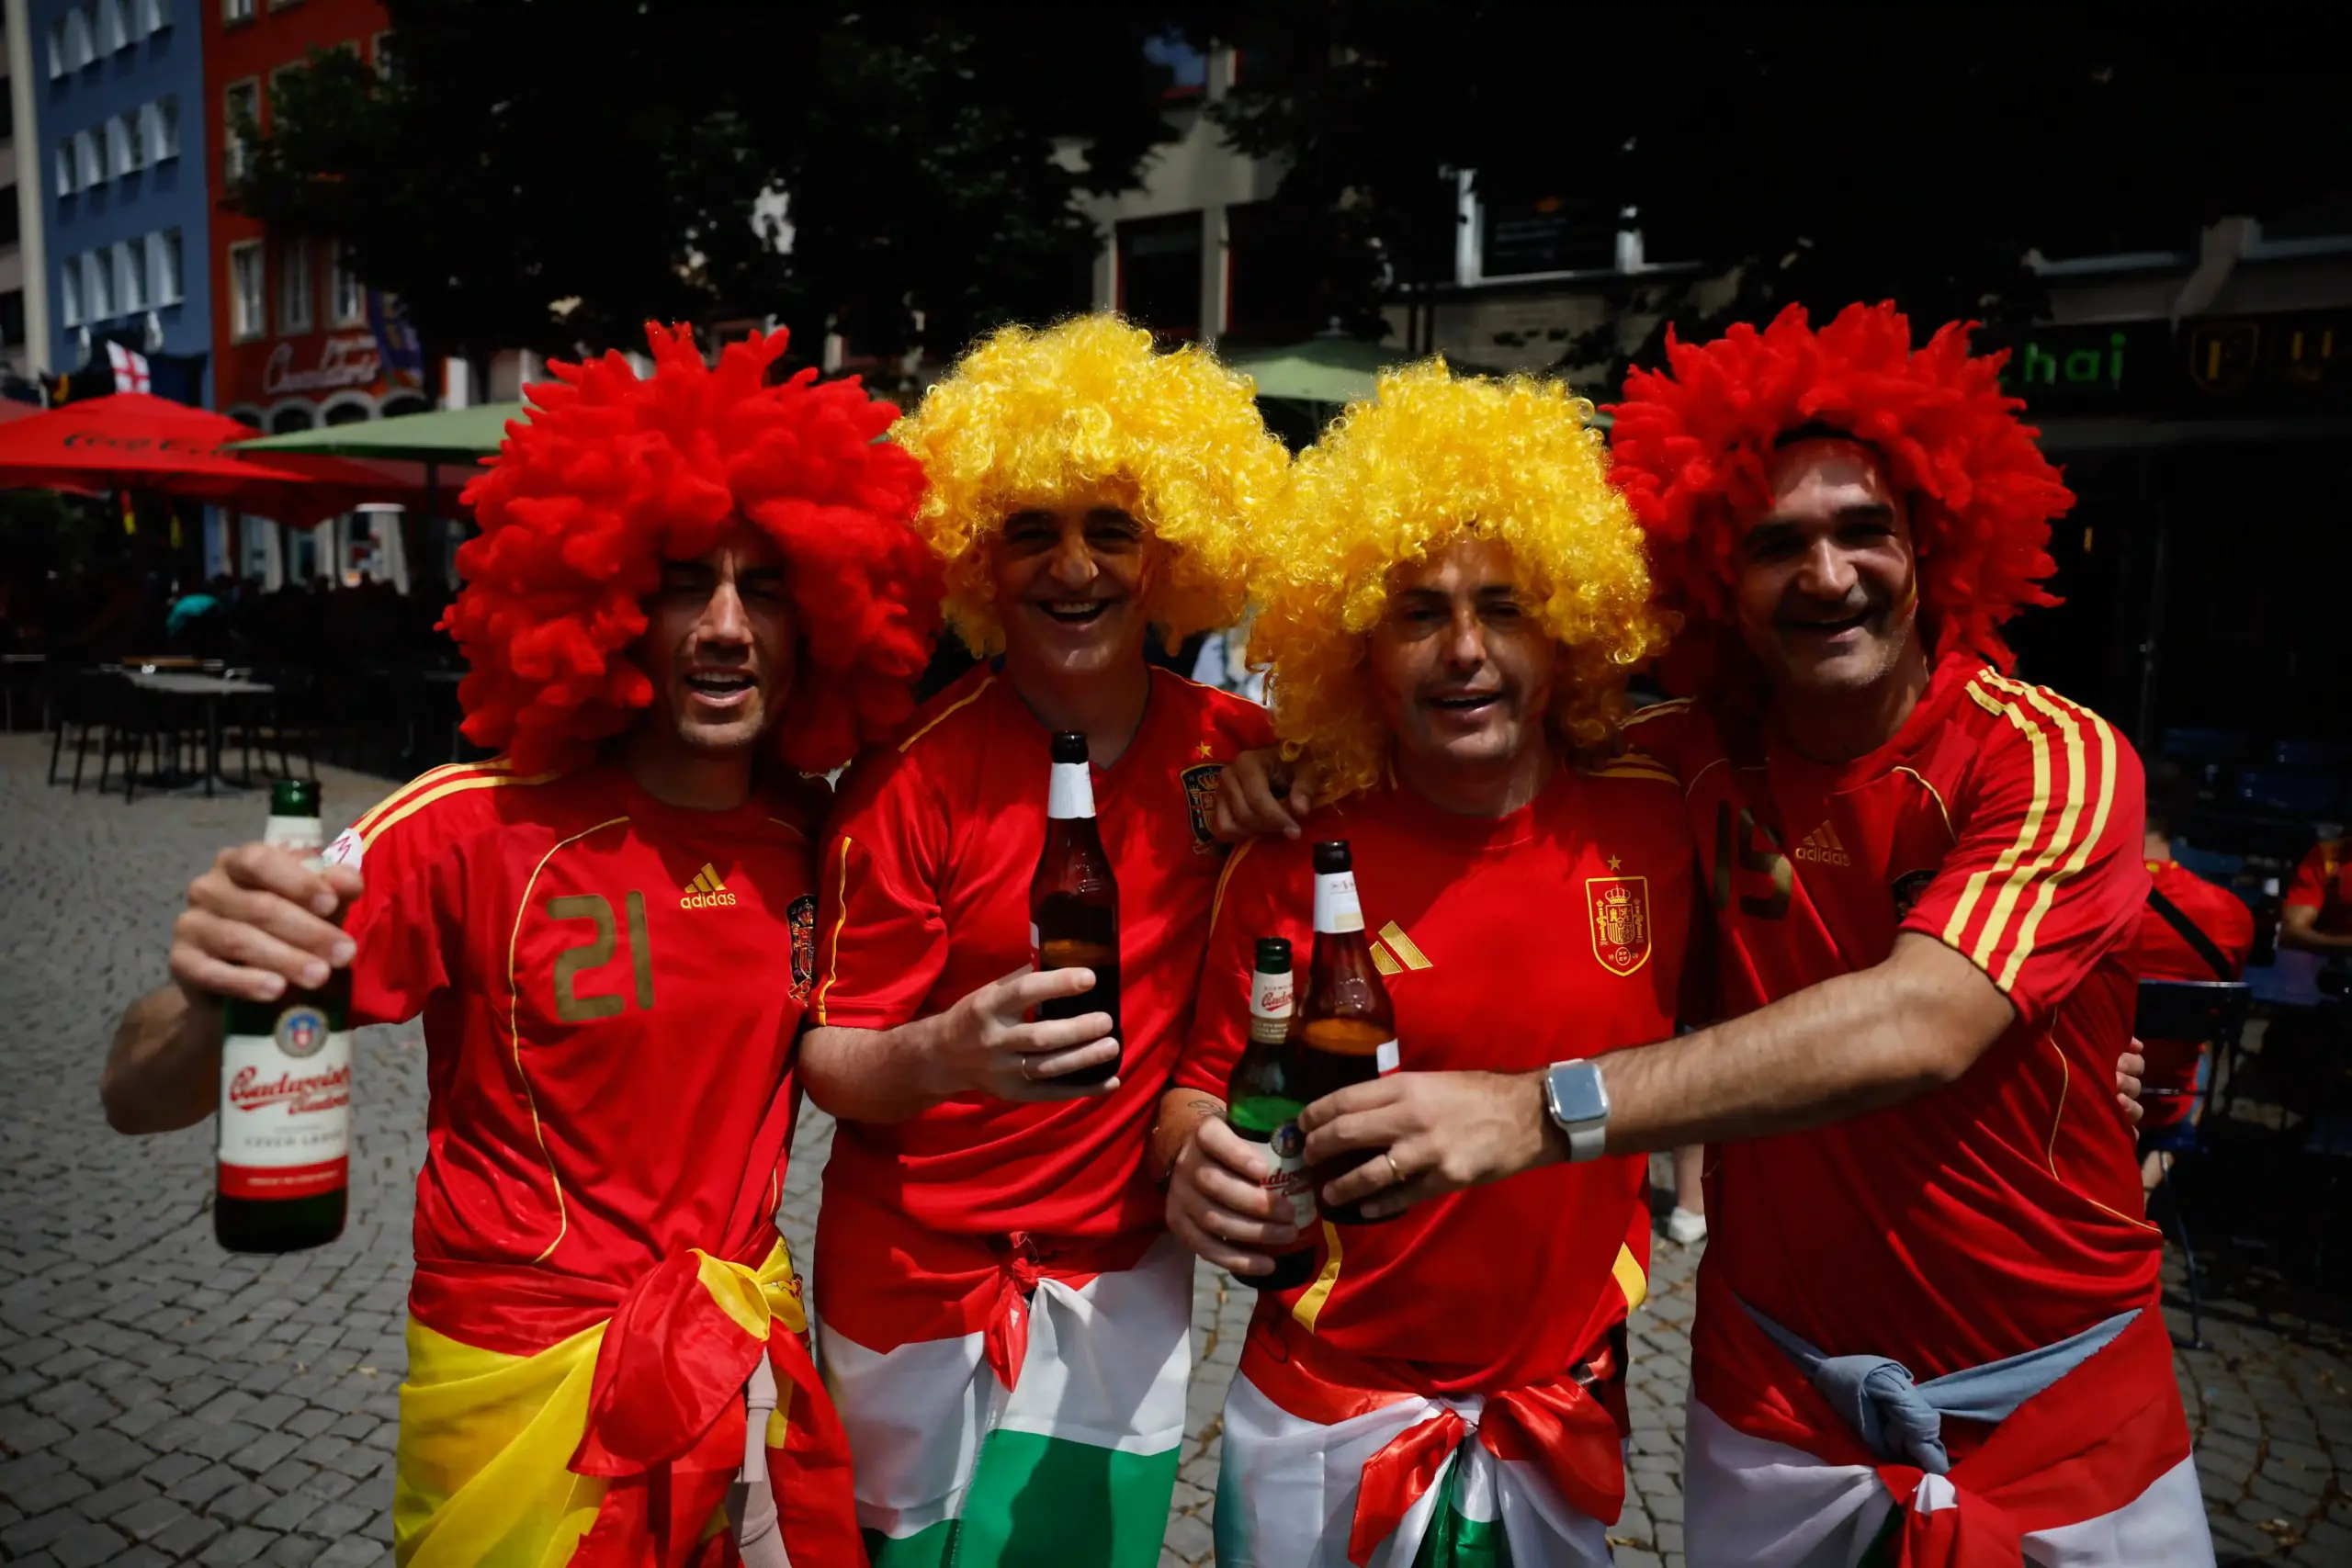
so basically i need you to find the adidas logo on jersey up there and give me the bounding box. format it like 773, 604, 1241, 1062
1793, 821, 1851, 867
680, 863, 738, 908
1367, 920, 1433, 977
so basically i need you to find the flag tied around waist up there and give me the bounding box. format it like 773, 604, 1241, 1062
1240, 1311, 1628, 1566
1694, 1280, 2190, 1568
396, 1240, 862, 1568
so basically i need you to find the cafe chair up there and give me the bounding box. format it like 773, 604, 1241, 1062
2135, 977, 2253, 1350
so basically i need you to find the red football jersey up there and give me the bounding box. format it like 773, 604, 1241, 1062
1176, 764, 1699, 1394
329, 759, 820, 1357
2286, 837, 2352, 936
811, 664, 1273, 1240
2137, 861, 2253, 984
1627, 654, 2159, 1380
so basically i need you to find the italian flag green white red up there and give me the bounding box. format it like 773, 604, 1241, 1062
1215, 1371, 1613, 1568
816, 1234, 1193, 1568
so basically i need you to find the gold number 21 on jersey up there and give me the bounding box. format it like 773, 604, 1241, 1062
548, 893, 656, 1021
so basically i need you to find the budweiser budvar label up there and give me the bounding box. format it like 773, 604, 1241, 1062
1248, 966, 1294, 1046
218, 1004, 352, 1201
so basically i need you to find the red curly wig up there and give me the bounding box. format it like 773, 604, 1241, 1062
1607, 301, 2073, 688
440, 323, 940, 774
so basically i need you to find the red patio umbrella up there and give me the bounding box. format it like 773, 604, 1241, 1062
0, 393, 422, 526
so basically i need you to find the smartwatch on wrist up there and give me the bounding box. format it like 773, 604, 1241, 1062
1543, 1059, 1611, 1163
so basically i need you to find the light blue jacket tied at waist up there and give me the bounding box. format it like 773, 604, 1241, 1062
1737, 1301, 2142, 1475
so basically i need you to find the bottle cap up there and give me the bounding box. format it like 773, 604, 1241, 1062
1253, 937, 1292, 973
1050, 732, 1089, 765
271, 778, 321, 817
1312, 840, 1352, 874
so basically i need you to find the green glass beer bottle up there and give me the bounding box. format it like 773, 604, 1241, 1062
1224, 937, 1318, 1292
215, 779, 353, 1254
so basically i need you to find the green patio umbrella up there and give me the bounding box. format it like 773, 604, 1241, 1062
228, 401, 527, 465
1223, 336, 1407, 405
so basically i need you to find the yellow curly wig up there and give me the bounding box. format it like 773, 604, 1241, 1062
1254, 359, 1674, 799
890, 313, 1289, 652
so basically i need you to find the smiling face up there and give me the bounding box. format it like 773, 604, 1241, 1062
990, 503, 1163, 681
1734, 439, 1922, 702
632, 525, 797, 757
1364, 536, 1558, 777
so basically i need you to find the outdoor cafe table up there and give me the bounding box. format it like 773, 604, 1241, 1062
125, 671, 276, 796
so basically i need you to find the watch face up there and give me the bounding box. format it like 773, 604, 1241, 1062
1550, 1063, 1607, 1124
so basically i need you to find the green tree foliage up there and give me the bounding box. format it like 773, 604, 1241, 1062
1193, 8, 2352, 383
233, 2, 1185, 375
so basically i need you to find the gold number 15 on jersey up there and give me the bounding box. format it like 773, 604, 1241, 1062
548, 893, 655, 1021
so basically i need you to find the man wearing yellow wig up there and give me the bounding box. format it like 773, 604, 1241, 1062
797, 314, 1287, 1566
1156, 362, 1698, 1566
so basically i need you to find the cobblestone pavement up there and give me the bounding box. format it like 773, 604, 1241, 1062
2, 734, 2347, 1565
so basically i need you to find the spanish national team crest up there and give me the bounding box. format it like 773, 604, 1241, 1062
1179, 762, 1226, 853
787, 894, 818, 1001
1585, 874, 1652, 976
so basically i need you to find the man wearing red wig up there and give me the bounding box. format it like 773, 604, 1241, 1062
101, 324, 939, 1567
1250, 304, 2199, 1565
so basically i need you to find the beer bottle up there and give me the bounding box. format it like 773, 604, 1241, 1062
1224, 937, 1318, 1291
1031, 731, 1121, 1087
1294, 840, 1399, 1225
216, 779, 352, 1254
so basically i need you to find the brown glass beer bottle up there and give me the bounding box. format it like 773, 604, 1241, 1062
1224, 937, 1318, 1291
1293, 840, 1400, 1224
216, 779, 353, 1254
1031, 731, 1121, 1086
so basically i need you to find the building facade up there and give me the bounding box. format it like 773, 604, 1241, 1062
202, 0, 413, 434
28, 0, 208, 400
2, 2, 43, 384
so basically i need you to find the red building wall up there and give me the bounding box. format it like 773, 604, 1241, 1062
203, 0, 409, 432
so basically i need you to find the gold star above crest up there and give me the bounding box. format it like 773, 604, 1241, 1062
1606, 855, 1623, 872
1196, 741, 1216, 759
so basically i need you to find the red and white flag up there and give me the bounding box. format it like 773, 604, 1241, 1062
106, 343, 151, 394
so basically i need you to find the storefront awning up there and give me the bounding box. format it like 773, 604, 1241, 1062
230, 400, 527, 466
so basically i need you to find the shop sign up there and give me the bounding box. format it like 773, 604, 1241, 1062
263, 333, 382, 397
1995, 311, 2352, 417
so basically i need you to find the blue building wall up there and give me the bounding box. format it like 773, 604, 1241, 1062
33, 0, 210, 405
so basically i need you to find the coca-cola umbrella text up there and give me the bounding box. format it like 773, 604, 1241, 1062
0, 392, 422, 526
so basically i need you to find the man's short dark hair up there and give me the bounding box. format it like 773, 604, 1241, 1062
2145, 759, 2200, 842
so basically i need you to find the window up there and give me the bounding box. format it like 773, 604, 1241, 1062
223, 80, 259, 181
328, 243, 365, 327
76, 130, 104, 189
0, 293, 26, 353
1114, 213, 1204, 340
109, 114, 143, 177
61, 265, 83, 330
56, 141, 77, 198
48, 18, 66, 79
230, 240, 265, 340
139, 0, 174, 33
223, 0, 255, 22
117, 243, 148, 314
142, 98, 181, 162
98, 0, 129, 53
0, 202, 17, 250
85, 251, 114, 321
278, 239, 314, 333
150, 231, 184, 306
65, 6, 96, 69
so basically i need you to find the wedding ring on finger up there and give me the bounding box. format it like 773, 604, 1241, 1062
1385, 1152, 1404, 1187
